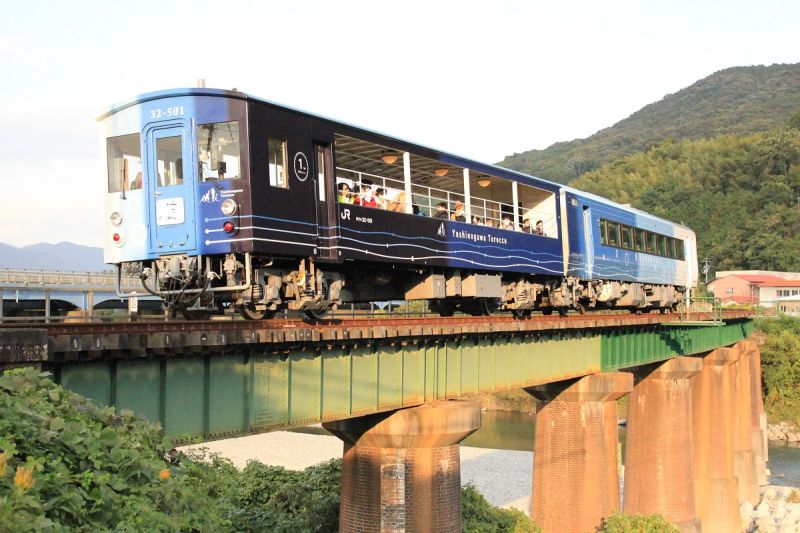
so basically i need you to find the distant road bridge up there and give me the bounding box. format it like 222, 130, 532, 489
0, 310, 764, 533
0, 269, 156, 320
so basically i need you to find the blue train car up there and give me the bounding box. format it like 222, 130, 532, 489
562, 188, 698, 311
100, 86, 696, 319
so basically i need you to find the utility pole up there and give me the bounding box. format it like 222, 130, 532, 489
702, 258, 711, 284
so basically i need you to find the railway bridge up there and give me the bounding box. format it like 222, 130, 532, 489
1, 310, 764, 532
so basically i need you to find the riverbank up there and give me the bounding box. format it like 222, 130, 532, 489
768, 422, 800, 444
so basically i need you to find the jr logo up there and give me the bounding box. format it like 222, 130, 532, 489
341, 208, 351, 220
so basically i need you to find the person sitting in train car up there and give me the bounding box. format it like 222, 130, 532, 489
388, 192, 410, 213
472, 216, 484, 226
500, 215, 515, 231
337, 182, 354, 204
485, 219, 495, 228
375, 188, 388, 209
434, 202, 450, 219
521, 218, 532, 233
354, 180, 377, 208
451, 202, 466, 222
534, 220, 546, 236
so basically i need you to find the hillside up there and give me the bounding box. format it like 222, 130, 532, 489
570, 125, 800, 276
0, 242, 106, 272
498, 63, 800, 183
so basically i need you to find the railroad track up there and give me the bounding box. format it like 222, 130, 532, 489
0, 310, 752, 337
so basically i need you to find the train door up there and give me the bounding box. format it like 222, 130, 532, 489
145, 124, 196, 254
583, 206, 594, 278
314, 142, 338, 261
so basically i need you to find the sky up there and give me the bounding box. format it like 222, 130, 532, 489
1, 0, 797, 248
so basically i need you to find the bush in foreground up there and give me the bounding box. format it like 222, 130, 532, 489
598, 511, 679, 532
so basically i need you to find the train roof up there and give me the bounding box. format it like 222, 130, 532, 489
563, 186, 694, 232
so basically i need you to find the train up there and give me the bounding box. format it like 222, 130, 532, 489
100, 86, 698, 320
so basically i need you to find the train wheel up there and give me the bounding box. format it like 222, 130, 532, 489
239, 303, 274, 320
435, 300, 456, 317
541, 308, 553, 316
557, 306, 569, 317
512, 308, 532, 318
305, 308, 329, 321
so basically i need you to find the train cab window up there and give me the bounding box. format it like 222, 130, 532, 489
155, 136, 183, 187
634, 228, 645, 252
621, 225, 633, 250
607, 222, 620, 247
106, 133, 142, 193
599, 220, 608, 245
197, 121, 240, 181
268, 138, 288, 188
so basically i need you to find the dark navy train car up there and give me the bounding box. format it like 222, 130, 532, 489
100, 86, 696, 319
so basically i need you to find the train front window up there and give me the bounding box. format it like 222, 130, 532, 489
197, 121, 240, 181
155, 136, 184, 187
107, 133, 142, 193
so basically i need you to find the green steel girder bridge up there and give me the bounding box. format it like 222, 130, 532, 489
0, 311, 753, 441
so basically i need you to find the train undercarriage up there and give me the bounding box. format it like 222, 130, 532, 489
120, 252, 684, 320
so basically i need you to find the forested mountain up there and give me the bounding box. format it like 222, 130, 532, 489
570, 124, 800, 276
499, 63, 800, 184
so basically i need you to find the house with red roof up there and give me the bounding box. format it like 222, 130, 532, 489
708, 273, 800, 306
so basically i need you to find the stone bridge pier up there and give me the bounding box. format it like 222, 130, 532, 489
324, 400, 480, 533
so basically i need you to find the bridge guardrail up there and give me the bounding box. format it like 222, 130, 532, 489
0, 269, 140, 288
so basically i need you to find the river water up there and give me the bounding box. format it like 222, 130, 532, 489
462, 410, 800, 487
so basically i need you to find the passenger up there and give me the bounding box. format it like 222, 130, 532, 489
131, 171, 143, 190
434, 202, 450, 219
388, 192, 410, 213
500, 215, 514, 231
472, 216, 484, 226
485, 219, 495, 228
521, 218, 532, 233
337, 182, 354, 204
451, 201, 466, 222
354, 180, 377, 208
375, 188, 388, 209
534, 220, 546, 236
413, 204, 424, 216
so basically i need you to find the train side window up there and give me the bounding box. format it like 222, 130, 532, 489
667, 238, 677, 259
676, 240, 685, 260
268, 138, 288, 188
316, 144, 326, 201
107, 133, 142, 192
599, 220, 608, 245
646, 232, 656, 254
655, 235, 665, 257
607, 221, 620, 247
621, 225, 632, 250
197, 121, 240, 181
634, 228, 645, 252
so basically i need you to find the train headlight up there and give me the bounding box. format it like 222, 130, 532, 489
221, 199, 238, 216
110, 212, 123, 226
